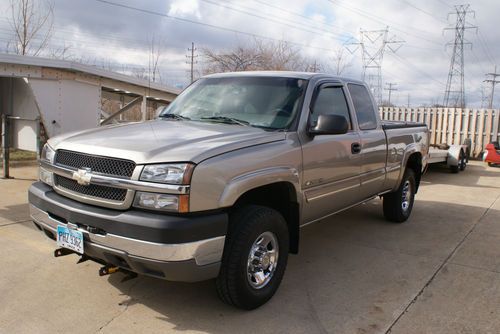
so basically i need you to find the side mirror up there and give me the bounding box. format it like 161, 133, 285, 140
309, 114, 349, 136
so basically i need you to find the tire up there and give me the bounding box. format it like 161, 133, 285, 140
216, 205, 289, 310
383, 169, 416, 223
450, 150, 465, 173
459, 150, 467, 171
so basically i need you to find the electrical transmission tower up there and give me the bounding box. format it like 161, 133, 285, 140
484, 65, 500, 109
186, 42, 198, 83
443, 4, 477, 108
346, 27, 404, 105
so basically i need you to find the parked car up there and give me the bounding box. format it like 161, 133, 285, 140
29, 72, 429, 309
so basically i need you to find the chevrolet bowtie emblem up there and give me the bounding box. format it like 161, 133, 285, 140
72, 168, 92, 186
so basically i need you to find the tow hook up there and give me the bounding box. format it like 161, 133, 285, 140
98, 265, 138, 283
99, 265, 120, 276
54, 248, 89, 264
54, 247, 74, 257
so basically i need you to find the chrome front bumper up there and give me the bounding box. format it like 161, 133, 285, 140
30, 204, 225, 266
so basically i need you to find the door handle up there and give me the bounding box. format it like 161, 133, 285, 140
351, 143, 361, 154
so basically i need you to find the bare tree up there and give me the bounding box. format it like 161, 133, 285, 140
8, 0, 54, 56
331, 47, 352, 76
202, 39, 307, 74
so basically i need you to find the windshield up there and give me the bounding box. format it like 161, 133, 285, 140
159, 76, 307, 130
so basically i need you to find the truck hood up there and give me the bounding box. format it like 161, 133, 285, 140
48, 120, 286, 164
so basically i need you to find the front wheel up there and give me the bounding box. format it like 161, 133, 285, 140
383, 169, 416, 223
216, 205, 289, 310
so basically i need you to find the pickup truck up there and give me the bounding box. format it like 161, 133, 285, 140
29, 72, 429, 310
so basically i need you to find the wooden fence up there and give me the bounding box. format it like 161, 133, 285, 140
379, 107, 500, 157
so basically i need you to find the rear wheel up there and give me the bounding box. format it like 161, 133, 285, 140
383, 169, 416, 223
216, 205, 289, 310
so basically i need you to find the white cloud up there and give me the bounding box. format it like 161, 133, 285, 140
168, 0, 201, 19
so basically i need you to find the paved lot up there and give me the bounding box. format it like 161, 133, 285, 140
0, 161, 499, 334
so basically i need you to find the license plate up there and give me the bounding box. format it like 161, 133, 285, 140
56, 225, 84, 254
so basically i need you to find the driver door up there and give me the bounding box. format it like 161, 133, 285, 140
301, 83, 362, 223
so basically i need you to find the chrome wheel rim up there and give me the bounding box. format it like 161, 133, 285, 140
401, 180, 412, 212
247, 231, 279, 289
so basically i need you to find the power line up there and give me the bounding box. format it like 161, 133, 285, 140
94, 0, 338, 52
200, 0, 350, 40
389, 52, 446, 86
250, 0, 352, 39
397, 0, 448, 24
326, 0, 443, 46
477, 30, 496, 67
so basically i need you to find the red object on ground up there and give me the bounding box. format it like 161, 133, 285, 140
484, 142, 500, 165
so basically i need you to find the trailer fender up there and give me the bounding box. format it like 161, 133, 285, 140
446, 145, 465, 167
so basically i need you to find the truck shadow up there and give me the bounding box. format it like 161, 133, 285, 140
421, 161, 500, 189
0, 203, 31, 225
105, 196, 500, 334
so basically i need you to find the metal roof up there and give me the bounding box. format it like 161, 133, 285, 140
0, 53, 181, 95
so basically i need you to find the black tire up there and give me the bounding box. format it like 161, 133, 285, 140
216, 205, 289, 310
489, 162, 495, 167
383, 169, 416, 223
459, 150, 467, 171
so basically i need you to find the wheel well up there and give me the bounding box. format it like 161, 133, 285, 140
232, 182, 300, 254
406, 153, 423, 192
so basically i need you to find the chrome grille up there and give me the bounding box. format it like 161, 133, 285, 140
54, 175, 127, 202
55, 150, 135, 178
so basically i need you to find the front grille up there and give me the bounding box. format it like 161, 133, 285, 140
55, 150, 135, 178
55, 175, 127, 202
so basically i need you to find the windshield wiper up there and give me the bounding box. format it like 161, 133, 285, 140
200, 116, 250, 126
159, 113, 191, 121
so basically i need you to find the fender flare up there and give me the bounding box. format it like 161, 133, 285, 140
218, 166, 301, 208
394, 144, 422, 191
446, 145, 465, 167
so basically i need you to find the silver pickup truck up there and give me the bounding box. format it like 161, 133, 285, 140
29, 72, 429, 309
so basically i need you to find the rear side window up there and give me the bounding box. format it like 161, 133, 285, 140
348, 84, 378, 130
311, 86, 351, 129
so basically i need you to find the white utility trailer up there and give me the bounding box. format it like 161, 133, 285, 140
427, 140, 471, 173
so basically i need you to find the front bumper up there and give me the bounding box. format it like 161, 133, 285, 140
29, 182, 228, 282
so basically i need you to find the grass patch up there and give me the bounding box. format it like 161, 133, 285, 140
0, 148, 37, 161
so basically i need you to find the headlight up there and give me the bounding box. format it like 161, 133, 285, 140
41, 144, 56, 164
140, 163, 194, 184
133, 192, 189, 212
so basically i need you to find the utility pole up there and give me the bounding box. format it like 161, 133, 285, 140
443, 4, 477, 108
345, 27, 404, 105
186, 42, 198, 84
484, 65, 500, 109
309, 60, 319, 72
407, 93, 410, 108
308, 60, 322, 73
384, 82, 397, 106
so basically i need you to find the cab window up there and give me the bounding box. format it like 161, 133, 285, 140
311, 86, 352, 130
348, 84, 378, 130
